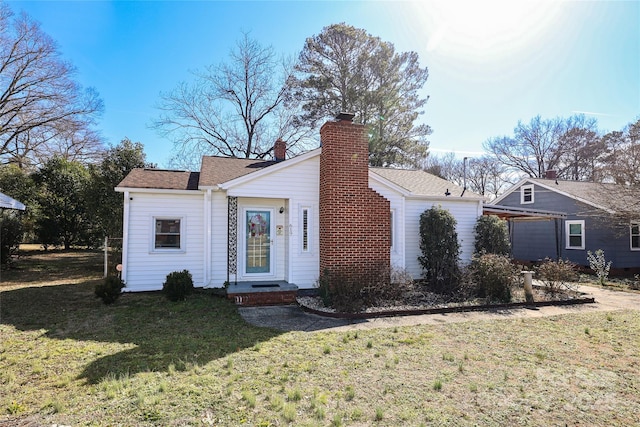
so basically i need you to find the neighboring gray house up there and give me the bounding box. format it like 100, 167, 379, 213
491, 177, 640, 274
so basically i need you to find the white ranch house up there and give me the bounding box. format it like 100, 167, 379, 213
116, 116, 483, 296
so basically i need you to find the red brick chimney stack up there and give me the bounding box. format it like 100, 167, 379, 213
274, 139, 286, 162
319, 113, 390, 286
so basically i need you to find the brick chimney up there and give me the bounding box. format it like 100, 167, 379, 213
319, 113, 391, 287
274, 139, 286, 162
544, 170, 557, 179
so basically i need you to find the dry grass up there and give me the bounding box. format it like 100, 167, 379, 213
1, 248, 639, 426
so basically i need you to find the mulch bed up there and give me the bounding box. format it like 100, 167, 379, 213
297, 286, 596, 320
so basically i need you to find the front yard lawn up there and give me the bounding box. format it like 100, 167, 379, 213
1, 249, 639, 426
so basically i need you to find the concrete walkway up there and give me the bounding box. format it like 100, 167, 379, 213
238, 285, 640, 332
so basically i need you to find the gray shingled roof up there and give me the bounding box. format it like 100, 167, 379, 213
528, 178, 619, 209
118, 154, 477, 199
371, 167, 481, 198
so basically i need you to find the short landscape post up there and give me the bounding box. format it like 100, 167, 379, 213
521, 271, 535, 304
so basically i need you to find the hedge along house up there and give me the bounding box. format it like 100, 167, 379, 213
491, 175, 640, 274
116, 114, 484, 303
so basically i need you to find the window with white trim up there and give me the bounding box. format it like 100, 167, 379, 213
520, 184, 534, 204
631, 222, 640, 250
154, 218, 182, 250
565, 220, 585, 250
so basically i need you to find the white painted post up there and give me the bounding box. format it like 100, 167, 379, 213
522, 271, 535, 304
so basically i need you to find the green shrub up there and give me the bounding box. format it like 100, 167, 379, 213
95, 276, 125, 304
469, 253, 517, 303
0, 212, 24, 267
537, 258, 578, 294
474, 215, 510, 255
163, 270, 194, 301
418, 206, 461, 294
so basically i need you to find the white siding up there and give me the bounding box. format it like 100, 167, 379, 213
368, 179, 405, 271
217, 156, 320, 288
123, 192, 205, 292
404, 199, 481, 279
210, 191, 230, 286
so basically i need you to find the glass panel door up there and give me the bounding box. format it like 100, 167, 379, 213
245, 210, 271, 274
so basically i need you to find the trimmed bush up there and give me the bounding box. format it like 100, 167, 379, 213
418, 206, 461, 294
95, 276, 125, 304
163, 270, 194, 301
469, 253, 517, 303
474, 215, 510, 255
537, 258, 578, 294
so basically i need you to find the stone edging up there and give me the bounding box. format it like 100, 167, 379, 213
299, 297, 597, 320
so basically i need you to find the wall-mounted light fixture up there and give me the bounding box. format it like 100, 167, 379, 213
279, 207, 285, 214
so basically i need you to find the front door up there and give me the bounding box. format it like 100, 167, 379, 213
245, 209, 273, 275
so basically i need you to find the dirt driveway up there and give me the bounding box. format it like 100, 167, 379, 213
239, 285, 640, 332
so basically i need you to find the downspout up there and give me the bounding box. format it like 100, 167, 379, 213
121, 191, 130, 289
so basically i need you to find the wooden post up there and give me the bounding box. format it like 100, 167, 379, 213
522, 270, 535, 304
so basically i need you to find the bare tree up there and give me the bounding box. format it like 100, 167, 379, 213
154, 33, 312, 167
556, 115, 603, 181
601, 118, 640, 185
423, 152, 461, 183
465, 156, 510, 200
424, 153, 510, 199
0, 3, 103, 170
483, 116, 566, 178
483, 114, 604, 180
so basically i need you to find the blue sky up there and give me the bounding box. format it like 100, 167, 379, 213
7, 0, 640, 168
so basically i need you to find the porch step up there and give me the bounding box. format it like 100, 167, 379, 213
226, 281, 298, 306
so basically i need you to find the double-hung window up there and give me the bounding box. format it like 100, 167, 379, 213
520, 184, 534, 204
631, 222, 640, 250
154, 218, 182, 250
565, 220, 585, 250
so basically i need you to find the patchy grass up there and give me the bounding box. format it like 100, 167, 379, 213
1, 249, 640, 426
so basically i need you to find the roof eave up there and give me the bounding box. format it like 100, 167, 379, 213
115, 187, 202, 195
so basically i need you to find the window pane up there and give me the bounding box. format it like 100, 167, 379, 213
632, 224, 639, 235
632, 235, 639, 249
155, 234, 180, 248
155, 219, 181, 249
569, 235, 582, 247
569, 223, 582, 235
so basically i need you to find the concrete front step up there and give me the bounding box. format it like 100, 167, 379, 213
226, 281, 299, 306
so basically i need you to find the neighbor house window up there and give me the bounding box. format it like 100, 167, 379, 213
565, 220, 585, 250
520, 184, 534, 204
154, 218, 182, 249
631, 223, 640, 250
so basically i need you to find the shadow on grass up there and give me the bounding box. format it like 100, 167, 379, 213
2, 249, 104, 285
0, 281, 282, 384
